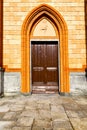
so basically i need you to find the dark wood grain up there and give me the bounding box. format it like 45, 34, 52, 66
31, 41, 59, 94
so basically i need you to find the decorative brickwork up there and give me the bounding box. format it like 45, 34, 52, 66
3, 0, 87, 94
3, 0, 86, 70
21, 4, 69, 93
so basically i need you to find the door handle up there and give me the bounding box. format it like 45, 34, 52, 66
47, 67, 57, 70
33, 67, 44, 71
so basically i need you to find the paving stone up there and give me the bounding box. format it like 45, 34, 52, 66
25, 101, 38, 109
0, 105, 9, 112
51, 105, 65, 113
51, 105, 67, 120
77, 111, 86, 118
80, 104, 87, 110
34, 119, 51, 128
15, 100, 26, 105
61, 97, 74, 104
82, 110, 87, 117
66, 110, 86, 118
25, 105, 37, 110
0, 94, 87, 130
52, 119, 73, 130
37, 99, 51, 105
70, 118, 87, 130
53, 128, 70, 130
4, 121, 15, 129
0, 113, 5, 120
9, 105, 24, 112
17, 117, 34, 127
20, 110, 38, 118
63, 103, 81, 111
75, 98, 87, 105
3, 112, 16, 120
3, 128, 11, 130
51, 99, 62, 105
12, 126, 31, 130
51, 110, 67, 120
32, 127, 44, 130
0, 101, 5, 106
0, 121, 15, 130
37, 103, 51, 110
37, 109, 51, 120
44, 128, 53, 130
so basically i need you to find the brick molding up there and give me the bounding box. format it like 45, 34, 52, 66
3, 65, 21, 72
21, 4, 69, 93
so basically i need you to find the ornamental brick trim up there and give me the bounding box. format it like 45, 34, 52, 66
21, 4, 69, 93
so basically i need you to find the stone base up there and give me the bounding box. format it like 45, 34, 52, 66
70, 72, 87, 96
4, 92, 20, 97
2, 72, 87, 95
4, 72, 21, 93
21, 92, 32, 96
59, 92, 70, 96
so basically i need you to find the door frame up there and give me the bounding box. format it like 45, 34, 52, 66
30, 39, 60, 92
21, 4, 69, 94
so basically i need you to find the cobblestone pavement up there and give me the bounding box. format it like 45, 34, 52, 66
0, 94, 87, 130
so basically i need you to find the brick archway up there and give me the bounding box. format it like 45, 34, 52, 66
21, 4, 69, 94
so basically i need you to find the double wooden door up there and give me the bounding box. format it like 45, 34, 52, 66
31, 41, 59, 93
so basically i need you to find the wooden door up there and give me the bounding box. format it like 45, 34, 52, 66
31, 41, 59, 93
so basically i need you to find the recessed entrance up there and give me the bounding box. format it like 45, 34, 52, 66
31, 41, 59, 94
21, 4, 69, 94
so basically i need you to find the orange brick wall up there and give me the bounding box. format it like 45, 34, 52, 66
0, 0, 3, 67
3, 0, 86, 70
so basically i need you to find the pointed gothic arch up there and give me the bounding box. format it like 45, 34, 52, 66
21, 4, 69, 94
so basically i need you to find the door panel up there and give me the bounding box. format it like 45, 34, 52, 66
46, 44, 58, 83
32, 44, 45, 83
32, 41, 59, 93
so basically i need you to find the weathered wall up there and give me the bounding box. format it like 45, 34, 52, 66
70, 72, 87, 95
4, 72, 21, 93
3, 0, 86, 70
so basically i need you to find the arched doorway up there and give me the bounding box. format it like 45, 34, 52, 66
31, 17, 59, 93
21, 4, 69, 94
